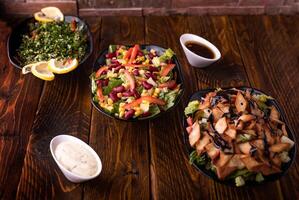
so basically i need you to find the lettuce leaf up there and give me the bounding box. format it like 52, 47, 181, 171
102, 78, 123, 95
184, 100, 200, 116
159, 48, 175, 62
161, 89, 180, 110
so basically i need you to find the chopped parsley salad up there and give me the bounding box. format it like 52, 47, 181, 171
185, 88, 294, 186
91, 45, 182, 120
17, 18, 88, 66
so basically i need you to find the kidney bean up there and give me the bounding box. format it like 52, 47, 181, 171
122, 91, 134, 97
109, 92, 119, 102
142, 111, 151, 117
167, 59, 173, 64
124, 109, 135, 120
105, 52, 116, 59
145, 72, 151, 79
148, 53, 154, 59
137, 51, 143, 57
101, 70, 107, 75
113, 85, 125, 93
148, 66, 159, 72
111, 59, 120, 65
114, 66, 124, 73
103, 79, 109, 86
142, 81, 153, 90
133, 69, 139, 76
132, 88, 140, 98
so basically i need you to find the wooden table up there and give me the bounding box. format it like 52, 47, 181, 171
0, 15, 299, 200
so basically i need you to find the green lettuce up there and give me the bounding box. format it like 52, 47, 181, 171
184, 100, 200, 116
159, 48, 175, 62
102, 78, 123, 95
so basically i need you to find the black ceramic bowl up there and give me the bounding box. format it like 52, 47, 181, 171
91, 45, 184, 121
7, 16, 93, 69
183, 86, 296, 186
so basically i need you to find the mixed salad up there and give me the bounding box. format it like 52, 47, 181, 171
185, 88, 294, 186
91, 45, 182, 120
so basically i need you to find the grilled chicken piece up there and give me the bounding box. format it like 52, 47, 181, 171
217, 103, 230, 113
272, 155, 282, 168
199, 92, 216, 109
235, 92, 248, 113
251, 139, 264, 150
215, 117, 227, 134
238, 142, 252, 154
212, 107, 224, 122
238, 114, 256, 123
196, 134, 210, 154
241, 156, 264, 171
189, 121, 200, 147
225, 128, 237, 139
264, 126, 275, 145
269, 143, 290, 153
205, 143, 220, 160
270, 106, 280, 121
236, 120, 244, 130
259, 164, 281, 176
245, 120, 256, 130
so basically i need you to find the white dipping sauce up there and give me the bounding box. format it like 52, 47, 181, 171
54, 141, 98, 177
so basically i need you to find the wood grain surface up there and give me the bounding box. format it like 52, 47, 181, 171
0, 15, 299, 200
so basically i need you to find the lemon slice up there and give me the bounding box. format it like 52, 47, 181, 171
41, 7, 64, 22
34, 12, 54, 23
31, 61, 55, 81
48, 58, 79, 74
22, 63, 35, 74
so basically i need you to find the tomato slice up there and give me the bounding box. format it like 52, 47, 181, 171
95, 66, 108, 78
160, 64, 175, 77
124, 70, 135, 90
187, 116, 193, 126
159, 80, 177, 89
123, 47, 133, 60
124, 96, 166, 110
96, 87, 105, 102
129, 44, 140, 64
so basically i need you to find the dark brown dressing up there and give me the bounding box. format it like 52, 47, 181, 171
185, 41, 215, 59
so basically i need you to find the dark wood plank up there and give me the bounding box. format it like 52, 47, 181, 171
0, 19, 44, 199
230, 15, 299, 200
83, 16, 150, 200
15, 17, 99, 199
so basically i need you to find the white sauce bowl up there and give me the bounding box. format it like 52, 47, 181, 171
180, 33, 221, 68
50, 135, 102, 183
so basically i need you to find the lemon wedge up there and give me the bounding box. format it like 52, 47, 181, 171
41, 7, 64, 22
22, 63, 35, 74
48, 58, 79, 74
34, 12, 54, 23
22, 61, 55, 81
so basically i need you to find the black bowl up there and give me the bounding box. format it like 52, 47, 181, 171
7, 16, 93, 69
91, 44, 185, 121
183, 86, 296, 186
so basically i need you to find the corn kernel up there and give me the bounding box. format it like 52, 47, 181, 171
107, 98, 113, 105
119, 103, 126, 108
100, 103, 105, 107
154, 88, 161, 94
152, 94, 158, 98
119, 111, 125, 118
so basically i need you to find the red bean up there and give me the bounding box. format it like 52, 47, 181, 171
114, 66, 124, 73
103, 79, 109, 86
142, 111, 151, 117
101, 70, 107, 75
113, 85, 125, 93
124, 109, 135, 119
122, 91, 134, 97
132, 88, 140, 98
137, 51, 143, 57
145, 72, 151, 79
148, 53, 154, 59
111, 59, 120, 65
142, 81, 153, 90
133, 69, 139, 76
109, 92, 119, 102
105, 52, 116, 59
149, 66, 159, 72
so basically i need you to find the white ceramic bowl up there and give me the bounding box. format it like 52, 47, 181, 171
180, 33, 221, 68
50, 135, 102, 183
